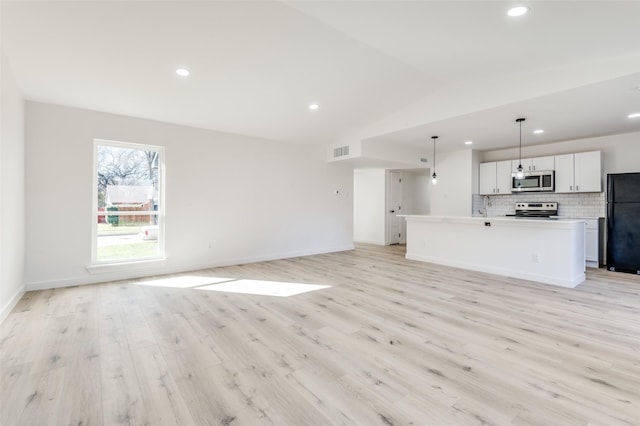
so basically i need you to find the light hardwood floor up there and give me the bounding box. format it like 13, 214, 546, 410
2, 244, 639, 425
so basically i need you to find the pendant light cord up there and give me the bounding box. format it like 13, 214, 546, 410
432, 137, 436, 174
516, 118, 525, 170
519, 119, 522, 163
431, 136, 438, 183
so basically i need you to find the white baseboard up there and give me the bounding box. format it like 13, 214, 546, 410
214, 244, 356, 267
1, 286, 26, 323
353, 239, 386, 245
26, 244, 356, 291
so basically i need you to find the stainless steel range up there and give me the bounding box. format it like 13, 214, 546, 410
514, 202, 558, 218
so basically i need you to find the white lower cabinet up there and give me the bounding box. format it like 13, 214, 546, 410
584, 218, 600, 268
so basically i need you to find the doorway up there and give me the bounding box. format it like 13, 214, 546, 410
386, 171, 402, 245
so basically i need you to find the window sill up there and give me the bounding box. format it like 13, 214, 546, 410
86, 257, 167, 274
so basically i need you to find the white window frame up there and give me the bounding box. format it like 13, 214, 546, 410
91, 139, 165, 266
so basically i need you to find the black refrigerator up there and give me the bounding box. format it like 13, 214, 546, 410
606, 173, 640, 274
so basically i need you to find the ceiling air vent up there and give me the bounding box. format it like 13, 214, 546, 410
333, 145, 350, 158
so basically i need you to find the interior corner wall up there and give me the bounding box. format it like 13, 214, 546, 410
430, 150, 473, 216
1, 52, 26, 321
353, 169, 386, 244
24, 102, 354, 290
471, 150, 481, 195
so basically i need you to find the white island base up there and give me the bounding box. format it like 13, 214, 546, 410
402, 216, 586, 288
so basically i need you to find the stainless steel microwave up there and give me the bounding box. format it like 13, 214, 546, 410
512, 170, 555, 192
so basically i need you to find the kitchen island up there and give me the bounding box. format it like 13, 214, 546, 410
401, 215, 586, 288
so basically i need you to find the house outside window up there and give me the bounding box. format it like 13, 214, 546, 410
93, 139, 164, 264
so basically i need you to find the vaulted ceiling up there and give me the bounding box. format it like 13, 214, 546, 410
2, 1, 639, 153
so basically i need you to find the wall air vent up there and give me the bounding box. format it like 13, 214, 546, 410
333, 145, 350, 158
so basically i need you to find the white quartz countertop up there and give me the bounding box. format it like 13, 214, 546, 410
551, 216, 602, 220
400, 215, 585, 228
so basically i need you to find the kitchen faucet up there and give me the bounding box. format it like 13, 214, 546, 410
480, 195, 491, 217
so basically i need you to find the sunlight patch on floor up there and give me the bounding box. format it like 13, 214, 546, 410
136, 275, 233, 289
197, 279, 331, 297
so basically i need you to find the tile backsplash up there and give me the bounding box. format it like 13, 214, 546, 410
472, 192, 605, 218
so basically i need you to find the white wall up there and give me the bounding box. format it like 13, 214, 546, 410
353, 169, 386, 244
398, 170, 430, 243
0, 52, 26, 321
430, 149, 474, 216
362, 138, 427, 168
24, 102, 354, 290
400, 170, 430, 215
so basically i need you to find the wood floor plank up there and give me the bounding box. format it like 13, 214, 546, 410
2, 243, 640, 425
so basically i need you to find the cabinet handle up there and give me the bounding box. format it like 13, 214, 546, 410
576, 185, 579, 191
497, 188, 500, 193
570, 185, 573, 191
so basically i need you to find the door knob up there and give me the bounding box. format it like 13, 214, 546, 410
389, 210, 395, 213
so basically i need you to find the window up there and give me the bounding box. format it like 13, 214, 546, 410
93, 140, 164, 264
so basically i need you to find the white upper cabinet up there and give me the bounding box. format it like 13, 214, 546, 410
574, 151, 601, 192
480, 161, 512, 195
479, 162, 496, 195
554, 154, 575, 193
496, 160, 513, 194
480, 151, 601, 195
532, 155, 555, 171
511, 156, 555, 172
554, 151, 601, 193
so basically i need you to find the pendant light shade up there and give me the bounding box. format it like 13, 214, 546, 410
515, 118, 526, 179
431, 136, 438, 184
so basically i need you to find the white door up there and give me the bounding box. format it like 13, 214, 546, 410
386, 171, 402, 245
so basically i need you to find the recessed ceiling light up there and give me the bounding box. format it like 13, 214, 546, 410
309, 104, 319, 110
533, 129, 544, 134
175, 68, 190, 77
628, 113, 640, 119
464, 141, 473, 145
507, 6, 529, 17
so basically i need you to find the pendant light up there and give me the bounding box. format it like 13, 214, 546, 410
515, 118, 526, 179
431, 136, 438, 184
